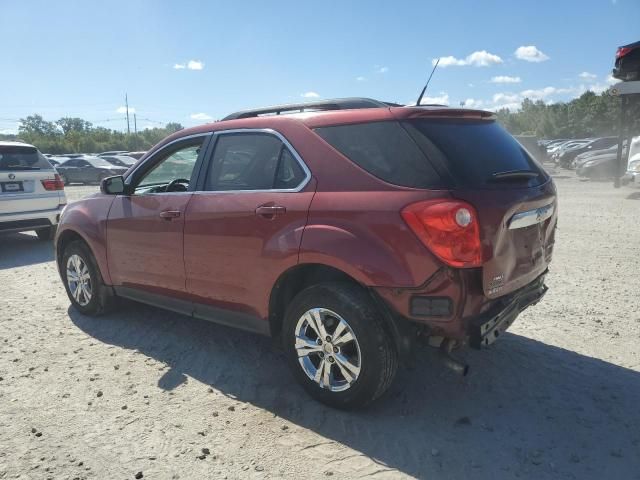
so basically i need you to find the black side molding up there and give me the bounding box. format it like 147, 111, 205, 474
113, 286, 270, 336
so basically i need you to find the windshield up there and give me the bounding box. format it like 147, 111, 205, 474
0, 146, 53, 171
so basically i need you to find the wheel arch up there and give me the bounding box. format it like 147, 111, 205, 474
268, 263, 417, 359
55, 228, 104, 281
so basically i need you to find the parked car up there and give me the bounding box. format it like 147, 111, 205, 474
573, 145, 618, 169
55, 98, 557, 408
577, 153, 619, 179
126, 151, 147, 160
613, 40, 640, 81
100, 155, 137, 168
56, 156, 128, 185
557, 137, 618, 168
623, 158, 640, 186
552, 140, 592, 164
97, 150, 128, 157
0, 141, 66, 240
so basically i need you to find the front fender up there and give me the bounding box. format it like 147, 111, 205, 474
56, 194, 116, 284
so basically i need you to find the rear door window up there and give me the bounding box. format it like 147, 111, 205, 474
315, 121, 442, 188
0, 146, 53, 171
403, 119, 547, 188
205, 133, 307, 191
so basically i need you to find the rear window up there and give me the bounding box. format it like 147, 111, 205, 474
315, 121, 442, 188
0, 146, 53, 171
404, 119, 545, 187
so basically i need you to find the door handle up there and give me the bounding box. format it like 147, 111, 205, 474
159, 210, 181, 220
255, 205, 286, 219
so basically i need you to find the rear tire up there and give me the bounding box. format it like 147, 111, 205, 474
61, 240, 114, 316
35, 225, 56, 241
282, 282, 397, 409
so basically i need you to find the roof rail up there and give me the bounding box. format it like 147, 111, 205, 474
222, 97, 399, 121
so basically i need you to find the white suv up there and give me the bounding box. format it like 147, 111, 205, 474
0, 141, 67, 240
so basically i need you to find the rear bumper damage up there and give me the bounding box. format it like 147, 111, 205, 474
469, 272, 548, 349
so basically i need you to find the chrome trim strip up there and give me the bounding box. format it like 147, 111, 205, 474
199, 128, 312, 193
508, 203, 554, 230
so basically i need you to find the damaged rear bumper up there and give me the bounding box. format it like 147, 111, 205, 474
469, 273, 548, 349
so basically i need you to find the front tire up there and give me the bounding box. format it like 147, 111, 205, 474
61, 240, 114, 315
283, 282, 397, 409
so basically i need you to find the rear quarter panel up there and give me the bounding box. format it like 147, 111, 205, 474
300, 190, 445, 287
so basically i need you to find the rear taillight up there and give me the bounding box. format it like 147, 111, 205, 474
401, 199, 482, 268
41, 174, 65, 191
616, 46, 633, 59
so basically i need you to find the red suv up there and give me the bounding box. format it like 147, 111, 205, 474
55, 98, 557, 409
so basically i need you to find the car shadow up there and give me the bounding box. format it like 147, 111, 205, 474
626, 191, 640, 200
0, 233, 55, 269
69, 304, 640, 479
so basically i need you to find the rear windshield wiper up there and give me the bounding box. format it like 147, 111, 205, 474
488, 170, 539, 182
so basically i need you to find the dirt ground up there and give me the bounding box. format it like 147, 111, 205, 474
1, 176, 639, 480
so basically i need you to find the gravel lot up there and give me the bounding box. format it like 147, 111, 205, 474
1, 177, 639, 480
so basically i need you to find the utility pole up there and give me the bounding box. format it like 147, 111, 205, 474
134, 113, 138, 149
125, 93, 130, 134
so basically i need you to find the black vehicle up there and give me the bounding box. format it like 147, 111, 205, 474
56, 156, 128, 185
613, 41, 640, 81
100, 155, 137, 168
577, 153, 618, 179
558, 137, 618, 169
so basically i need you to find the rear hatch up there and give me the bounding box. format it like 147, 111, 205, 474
0, 145, 64, 214
402, 117, 557, 299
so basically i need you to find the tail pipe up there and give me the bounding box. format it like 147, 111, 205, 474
439, 338, 469, 376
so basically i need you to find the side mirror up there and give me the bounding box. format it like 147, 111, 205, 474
101, 175, 126, 195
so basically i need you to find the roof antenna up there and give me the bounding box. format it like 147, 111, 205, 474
415, 58, 440, 106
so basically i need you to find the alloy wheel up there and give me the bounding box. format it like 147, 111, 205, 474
294, 308, 362, 392
66, 254, 92, 306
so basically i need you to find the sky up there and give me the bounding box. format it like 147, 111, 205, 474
1, 0, 638, 134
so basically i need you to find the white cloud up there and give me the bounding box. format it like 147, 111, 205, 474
356, 76, 366, 82
520, 86, 573, 100
514, 45, 549, 62
493, 92, 520, 104
187, 60, 204, 70
418, 93, 449, 105
173, 60, 204, 70
433, 50, 503, 68
579, 71, 597, 80
116, 106, 136, 114
301, 91, 320, 98
376, 66, 389, 73
190, 113, 212, 121
606, 74, 617, 85
461, 98, 484, 108
490, 75, 522, 84
490, 102, 522, 112
0, 127, 17, 135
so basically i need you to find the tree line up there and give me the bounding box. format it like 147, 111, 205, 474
1, 90, 637, 154
0, 114, 185, 154
495, 90, 639, 139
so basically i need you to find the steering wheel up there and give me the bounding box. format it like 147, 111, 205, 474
165, 178, 190, 192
